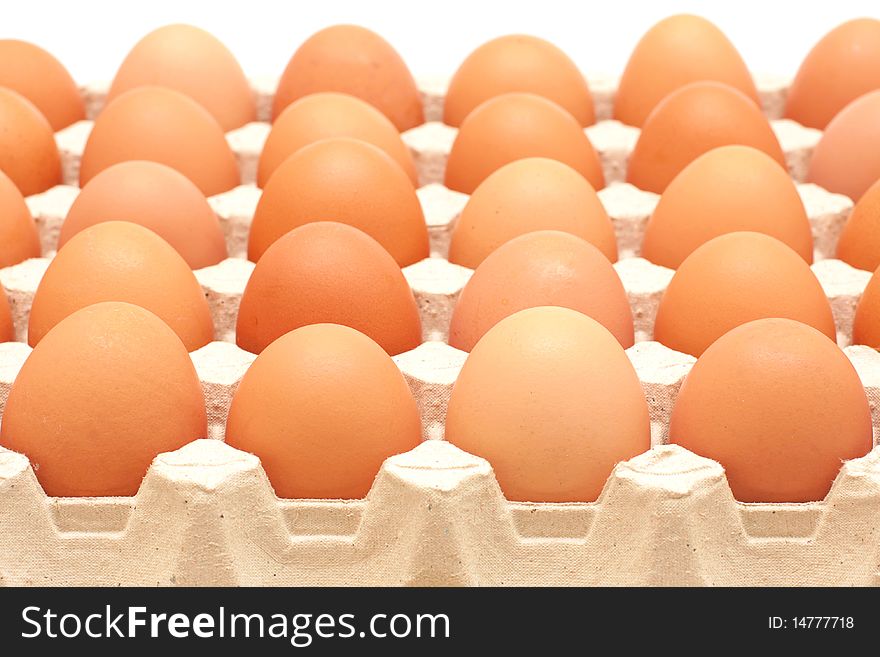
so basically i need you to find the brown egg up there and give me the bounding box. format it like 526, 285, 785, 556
851, 265, 880, 348
785, 19, 880, 129
237, 222, 421, 356
614, 15, 758, 128
227, 323, 421, 499
79, 86, 239, 196
448, 158, 616, 269
0, 287, 13, 342
837, 178, 880, 272
0, 87, 62, 196
258, 92, 417, 187
449, 231, 633, 352
0, 301, 206, 496
443, 35, 594, 127
29, 221, 214, 351
272, 25, 423, 131
0, 40, 85, 130
248, 137, 428, 266
627, 82, 785, 194
669, 318, 871, 502
60, 160, 227, 269
106, 24, 255, 132
807, 90, 880, 201
0, 169, 41, 268
641, 145, 813, 268
446, 306, 649, 502
445, 93, 604, 194
654, 233, 835, 357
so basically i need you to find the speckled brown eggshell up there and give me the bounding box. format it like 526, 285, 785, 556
79, 86, 239, 196
0, 169, 41, 268
654, 232, 835, 357
258, 92, 417, 187
0, 301, 207, 496
0, 87, 62, 196
226, 323, 421, 499
60, 160, 227, 269
443, 34, 594, 127
669, 318, 872, 502
449, 231, 633, 352
237, 221, 422, 356
272, 25, 423, 131
29, 221, 214, 351
445, 306, 650, 502
249, 137, 428, 266
641, 145, 813, 268
444, 93, 605, 194
837, 178, 880, 272
626, 82, 785, 194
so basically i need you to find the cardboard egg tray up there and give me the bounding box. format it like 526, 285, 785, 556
2, 72, 880, 587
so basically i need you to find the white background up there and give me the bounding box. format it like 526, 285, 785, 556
5, 0, 880, 84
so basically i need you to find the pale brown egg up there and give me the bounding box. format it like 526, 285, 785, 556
669, 318, 871, 502
444, 34, 594, 127
837, 178, 880, 272
29, 221, 214, 351
106, 24, 255, 132
807, 90, 880, 201
445, 306, 650, 502
79, 86, 239, 196
851, 265, 880, 348
249, 137, 428, 266
0, 39, 85, 130
614, 15, 759, 128
0, 87, 62, 196
226, 324, 421, 499
448, 158, 616, 269
627, 82, 785, 193
449, 231, 633, 352
0, 301, 207, 496
785, 19, 880, 129
641, 145, 813, 268
445, 93, 605, 194
0, 287, 13, 342
237, 222, 421, 356
272, 25, 423, 130
654, 232, 835, 357
60, 160, 227, 269
0, 169, 41, 268
258, 92, 417, 187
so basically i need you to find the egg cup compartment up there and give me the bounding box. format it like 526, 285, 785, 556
2, 434, 880, 586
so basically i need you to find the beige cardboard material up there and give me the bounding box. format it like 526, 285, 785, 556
193, 258, 256, 342
207, 184, 261, 259
813, 259, 873, 347
771, 118, 823, 183
190, 341, 256, 439
25, 184, 79, 256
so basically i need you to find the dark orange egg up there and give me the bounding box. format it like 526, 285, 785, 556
0, 87, 62, 196
0, 169, 41, 268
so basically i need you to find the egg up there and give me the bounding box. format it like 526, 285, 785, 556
79, 86, 239, 196
627, 82, 785, 194
60, 161, 227, 269
641, 145, 813, 268
669, 318, 871, 502
248, 137, 428, 266
237, 222, 421, 356
0, 40, 85, 130
226, 324, 421, 499
258, 92, 417, 187
105, 24, 255, 132
785, 19, 880, 129
807, 90, 880, 201
29, 221, 214, 351
614, 15, 758, 128
443, 35, 594, 127
446, 306, 649, 502
448, 158, 616, 269
0, 301, 207, 496
851, 265, 880, 348
654, 232, 835, 357
837, 178, 880, 272
0, 287, 13, 343
0, 87, 62, 196
449, 231, 633, 352
444, 93, 604, 194
0, 169, 40, 268
272, 25, 423, 131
